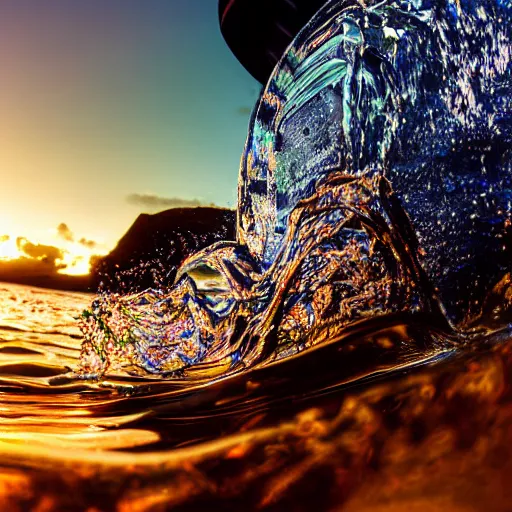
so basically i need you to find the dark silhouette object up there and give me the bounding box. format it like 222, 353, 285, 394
91, 207, 236, 293
219, 0, 339, 84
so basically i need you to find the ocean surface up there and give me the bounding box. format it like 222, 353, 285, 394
0, 281, 511, 511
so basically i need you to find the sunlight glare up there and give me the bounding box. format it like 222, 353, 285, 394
0, 237, 23, 260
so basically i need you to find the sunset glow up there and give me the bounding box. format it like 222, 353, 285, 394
0, 1, 256, 290
0, 232, 108, 276
0, 2, 256, 269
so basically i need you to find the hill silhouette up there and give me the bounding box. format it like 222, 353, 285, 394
90, 207, 236, 293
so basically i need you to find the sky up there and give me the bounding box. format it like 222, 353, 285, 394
0, 1, 260, 262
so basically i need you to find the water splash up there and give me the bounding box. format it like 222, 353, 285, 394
80, 0, 512, 378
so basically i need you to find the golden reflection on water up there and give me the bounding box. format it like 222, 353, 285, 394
0, 282, 511, 511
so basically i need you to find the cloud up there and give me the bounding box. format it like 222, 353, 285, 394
56, 223, 98, 250
16, 237, 64, 267
79, 237, 97, 249
0, 234, 99, 286
237, 106, 252, 116
126, 193, 215, 211
57, 223, 74, 242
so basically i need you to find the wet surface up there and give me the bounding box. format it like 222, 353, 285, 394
0, 283, 511, 510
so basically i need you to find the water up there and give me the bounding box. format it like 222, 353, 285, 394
0, 282, 511, 511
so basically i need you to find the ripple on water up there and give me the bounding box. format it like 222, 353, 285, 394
0, 283, 511, 510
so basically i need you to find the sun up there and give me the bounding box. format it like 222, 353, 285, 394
0, 237, 23, 260
58, 247, 98, 275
